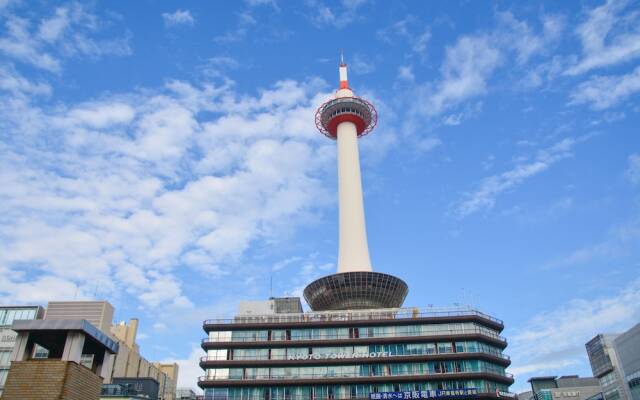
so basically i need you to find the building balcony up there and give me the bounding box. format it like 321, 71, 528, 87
203, 308, 503, 333
197, 370, 515, 388
201, 330, 508, 351
199, 351, 511, 369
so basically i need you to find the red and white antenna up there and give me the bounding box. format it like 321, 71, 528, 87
339, 49, 349, 89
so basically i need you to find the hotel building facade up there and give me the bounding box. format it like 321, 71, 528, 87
198, 299, 513, 400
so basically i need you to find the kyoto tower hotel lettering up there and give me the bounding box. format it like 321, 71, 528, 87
198, 58, 514, 400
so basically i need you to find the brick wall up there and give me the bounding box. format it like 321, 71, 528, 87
2, 360, 102, 400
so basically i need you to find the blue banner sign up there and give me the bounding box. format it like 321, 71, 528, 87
369, 389, 479, 400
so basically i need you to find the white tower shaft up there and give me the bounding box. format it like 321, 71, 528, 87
336, 119, 372, 273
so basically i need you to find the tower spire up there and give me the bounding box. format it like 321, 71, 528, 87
339, 51, 349, 90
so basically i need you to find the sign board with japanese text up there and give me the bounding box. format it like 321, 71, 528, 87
369, 388, 479, 400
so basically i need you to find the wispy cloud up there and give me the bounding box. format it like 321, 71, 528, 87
422, 35, 502, 117
350, 53, 375, 75
162, 9, 195, 27
508, 278, 640, 390
455, 136, 591, 218
565, 0, 640, 76
305, 0, 369, 29
0, 3, 130, 73
569, 66, 640, 110
627, 153, 640, 185
397, 65, 414, 82
377, 17, 431, 56
546, 214, 640, 268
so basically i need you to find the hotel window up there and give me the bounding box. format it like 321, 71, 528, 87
454, 361, 462, 373
438, 342, 453, 354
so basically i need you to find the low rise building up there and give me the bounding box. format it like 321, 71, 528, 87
176, 388, 197, 399
2, 319, 119, 400
523, 376, 602, 400
42, 301, 178, 400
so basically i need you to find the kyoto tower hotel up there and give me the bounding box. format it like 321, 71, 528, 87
199, 59, 514, 400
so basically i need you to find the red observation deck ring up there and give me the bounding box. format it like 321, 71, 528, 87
315, 96, 378, 140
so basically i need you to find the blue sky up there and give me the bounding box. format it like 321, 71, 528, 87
1, 0, 639, 393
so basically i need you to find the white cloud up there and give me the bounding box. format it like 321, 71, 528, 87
0, 4, 130, 72
627, 154, 640, 185
162, 10, 195, 27
69, 102, 136, 128
566, 0, 640, 75
245, 0, 279, 9
412, 30, 431, 54
497, 12, 564, 65
407, 12, 562, 118
0, 65, 51, 96
508, 278, 640, 387
455, 136, 589, 218
0, 77, 334, 311
38, 6, 72, 42
545, 215, 640, 268
376, 17, 430, 57
305, 0, 369, 29
350, 54, 375, 75
415, 137, 442, 153
569, 66, 640, 110
397, 66, 414, 82
422, 35, 502, 116
0, 16, 61, 72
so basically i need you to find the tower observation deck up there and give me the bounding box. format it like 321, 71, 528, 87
304, 58, 408, 311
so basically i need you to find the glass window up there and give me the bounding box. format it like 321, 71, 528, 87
0, 369, 7, 386
0, 351, 11, 366
438, 342, 453, 354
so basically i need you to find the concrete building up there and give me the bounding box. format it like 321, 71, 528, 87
587, 324, 640, 400
198, 59, 514, 400
46, 301, 114, 334
155, 362, 180, 400
0, 305, 44, 395
176, 388, 197, 400
586, 323, 640, 400
522, 376, 602, 400
613, 324, 640, 400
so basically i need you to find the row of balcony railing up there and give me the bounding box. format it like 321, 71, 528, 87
202, 328, 507, 345
198, 350, 511, 363
204, 308, 502, 326
198, 369, 514, 382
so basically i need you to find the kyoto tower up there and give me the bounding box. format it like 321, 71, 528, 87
303, 56, 408, 311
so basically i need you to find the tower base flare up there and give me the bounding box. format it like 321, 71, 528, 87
303, 271, 408, 311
